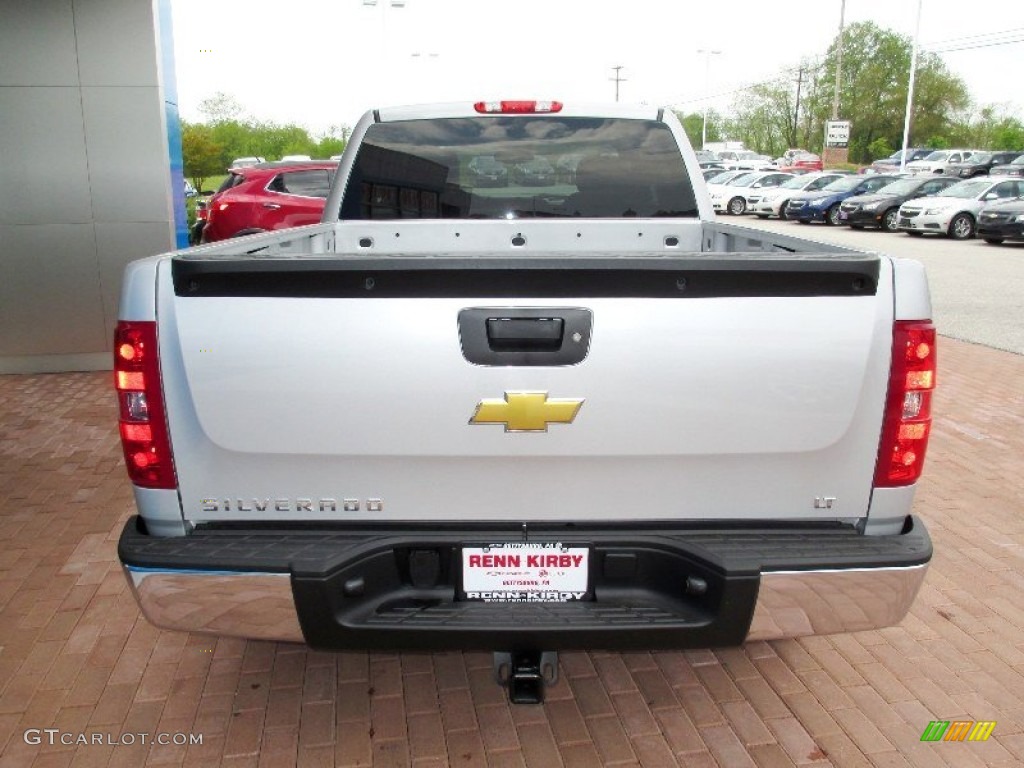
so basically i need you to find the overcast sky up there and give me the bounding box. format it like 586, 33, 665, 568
169, 0, 1023, 136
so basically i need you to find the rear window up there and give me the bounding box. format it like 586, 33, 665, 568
216, 174, 245, 194
268, 169, 333, 197
339, 116, 697, 219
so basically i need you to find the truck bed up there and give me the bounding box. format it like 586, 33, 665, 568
143, 220, 888, 531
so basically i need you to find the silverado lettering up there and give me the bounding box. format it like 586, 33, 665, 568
115, 100, 934, 703
200, 498, 383, 513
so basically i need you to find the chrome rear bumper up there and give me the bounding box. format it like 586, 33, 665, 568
125, 560, 928, 645
121, 516, 931, 647
747, 564, 927, 640
125, 569, 303, 642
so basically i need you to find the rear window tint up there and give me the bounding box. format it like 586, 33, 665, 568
340, 116, 697, 220
217, 174, 245, 194
268, 169, 332, 197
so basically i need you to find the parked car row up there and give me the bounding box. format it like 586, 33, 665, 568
706, 169, 891, 224
749, 172, 846, 218
706, 167, 1024, 245
944, 151, 1024, 178
786, 174, 902, 225
707, 171, 796, 215
840, 176, 958, 231
190, 157, 1024, 248
896, 177, 1024, 240
867, 148, 1024, 177
698, 148, 823, 174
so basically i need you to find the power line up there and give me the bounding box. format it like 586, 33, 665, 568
923, 27, 1024, 48
670, 30, 1021, 111
926, 37, 1024, 54
669, 59, 826, 108
667, 25, 1020, 116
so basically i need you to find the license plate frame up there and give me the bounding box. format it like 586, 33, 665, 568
460, 543, 590, 602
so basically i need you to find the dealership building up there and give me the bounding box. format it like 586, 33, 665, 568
0, 0, 186, 374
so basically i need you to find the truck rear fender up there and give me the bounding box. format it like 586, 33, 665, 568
117, 256, 187, 536
865, 258, 935, 536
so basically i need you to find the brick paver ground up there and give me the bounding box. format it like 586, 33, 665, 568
0, 337, 1021, 767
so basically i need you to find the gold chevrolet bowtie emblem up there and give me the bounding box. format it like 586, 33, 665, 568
470, 391, 584, 432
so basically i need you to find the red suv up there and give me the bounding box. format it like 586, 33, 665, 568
201, 161, 338, 243
778, 152, 823, 174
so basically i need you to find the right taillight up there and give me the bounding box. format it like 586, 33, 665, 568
874, 321, 936, 487
114, 321, 177, 489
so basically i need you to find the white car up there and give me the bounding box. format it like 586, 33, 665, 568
703, 169, 747, 186
229, 156, 267, 169
717, 150, 776, 171
705, 172, 756, 208
709, 171, 794, 215
904, 149, 977, 175
750, 173, 845, 219
897, 176, 1024, 239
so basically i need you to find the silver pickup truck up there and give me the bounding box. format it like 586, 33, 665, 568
116, 101, 934, 702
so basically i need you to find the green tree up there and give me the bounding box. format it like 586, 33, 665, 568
728, 78, 805, 157
198, 92, 245, 124
867, 136, 894, 161
208, 120, 257, 168
676, 110, 724, 149
315, 124, 351, 158
316, 137, 346, 158
181, 122, 223, 193
803, 21, 970, 163
250, 122, 317, 160
187, 94, 352, 167
992, 119, 1024, 150
955, 107, 1024, 150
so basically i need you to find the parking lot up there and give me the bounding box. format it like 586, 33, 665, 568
1, 226, 1022, 767
740, 216, 1024, 355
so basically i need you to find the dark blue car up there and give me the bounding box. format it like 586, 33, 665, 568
785, 174, 901, 225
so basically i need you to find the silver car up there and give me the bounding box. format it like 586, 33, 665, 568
750, 173, 845, 219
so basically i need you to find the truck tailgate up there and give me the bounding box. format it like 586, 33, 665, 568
159, 254, 892, 525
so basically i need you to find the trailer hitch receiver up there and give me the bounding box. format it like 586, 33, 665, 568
493, 651, 559, 704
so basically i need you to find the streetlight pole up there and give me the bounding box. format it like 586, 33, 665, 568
698, 49, 721, 149
900, 0, 924, 172
363, 0, 407, 96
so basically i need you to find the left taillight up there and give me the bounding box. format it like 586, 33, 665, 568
114, 321, 177, 489
873, 321, 936, 487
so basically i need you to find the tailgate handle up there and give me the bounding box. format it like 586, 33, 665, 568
486, 317, 564, 351
459, 308, 592, 367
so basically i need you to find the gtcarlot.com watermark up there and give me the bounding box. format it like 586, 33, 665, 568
24, 729, 203, 747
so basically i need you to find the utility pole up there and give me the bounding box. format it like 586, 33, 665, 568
793, 64, 805, 148
610, 66, 627, 102
832, 0, 846, 120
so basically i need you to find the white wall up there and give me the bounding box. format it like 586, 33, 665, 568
0, 0, 182, 374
